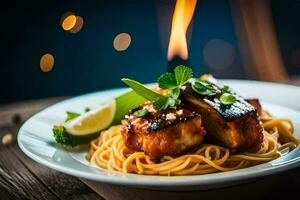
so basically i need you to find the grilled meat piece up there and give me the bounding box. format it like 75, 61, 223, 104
202, 74, 263, 116
246, 99, 262, 115
121, 102, 206, 158
181, 80, 263, 152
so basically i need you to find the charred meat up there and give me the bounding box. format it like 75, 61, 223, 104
181, 79, 263, 152
121, 102, 206, 158
246, 98, 262, 116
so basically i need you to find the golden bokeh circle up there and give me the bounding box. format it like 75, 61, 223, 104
113, 33, 131, 51
40, 53, 55, 72
203, 39, 236, 70
60, 12, 74, 26
62, 15, 77, 31
70, 16, 84, 33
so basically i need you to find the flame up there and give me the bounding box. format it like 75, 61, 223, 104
167, 0, 197, 61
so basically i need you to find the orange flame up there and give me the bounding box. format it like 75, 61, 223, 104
167, 0, 197, 61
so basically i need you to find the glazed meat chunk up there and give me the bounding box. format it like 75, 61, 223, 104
121, 102, 205, 158
181, 79, 263, 152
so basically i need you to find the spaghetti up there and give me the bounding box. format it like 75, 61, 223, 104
87, 111, 299, 176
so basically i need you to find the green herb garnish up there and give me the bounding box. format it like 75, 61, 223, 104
65, 111, 80, 122
121, 78, 176, 110
157, 72, 177, 89
156, 65, 193, 107
221, 85, 231, 94
122, 66, 192, 110
219, 85, 236, 105
219, 93, 236, 105
174, 65, 193, 86
157, 65, 193, 99
121, 78, 162, 101
84, 107, 91, 112
65, 107, 91, 123
192, 79, 219, 96
153, 96, 177, 110
158, 65, 193, 93
192, 80, 236, 105
53, 125, 76, 147
133, 109, 149, 117
53, 125, 99, 147
170, 87, 180, 99
122, 65, 236, 109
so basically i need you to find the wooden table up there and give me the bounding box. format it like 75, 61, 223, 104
1, 98, 300, 200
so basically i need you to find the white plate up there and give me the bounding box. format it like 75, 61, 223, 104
18, 80, 300, 190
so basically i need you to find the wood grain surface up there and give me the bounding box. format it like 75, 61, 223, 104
0, 98, 103, 200
1, 97, 300, 200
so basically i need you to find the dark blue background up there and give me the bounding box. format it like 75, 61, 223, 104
1, 0, 299, 104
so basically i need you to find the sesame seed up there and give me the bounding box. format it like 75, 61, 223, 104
166, 113, 176, 120
176, 109, 183, 115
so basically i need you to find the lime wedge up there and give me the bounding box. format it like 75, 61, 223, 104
64, 100, 116, 135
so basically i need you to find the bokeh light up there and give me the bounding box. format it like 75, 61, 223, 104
203, 39, 236, 70
70, 16, 84, 33
60, 12, 74, 25
60, 12, 84, 33
40, 53, 54, 72
113, 33, 131, 51
61, 14, 77, 31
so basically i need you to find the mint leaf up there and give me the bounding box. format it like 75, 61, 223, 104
192, 79, 218, 96
158, 72, 177, 89
65, 111, 80, 122
221, 85, 231, 94
158, 66, 192, 89
153, 97, 176, 110
121, 78, 162, 102
174, 65, 193, 86
156, 66, 192, 109
133, 109, 149, 117
220, 85, 236, 105
219, 93, 236, 105
122, 66, 193, 111
122, 78, 176, 110
170, 88, 180, 99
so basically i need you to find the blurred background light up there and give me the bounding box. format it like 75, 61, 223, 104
70, 16, 84, 33
60, 12, 74, 25
61, 14, 77, 31
113, 33, 131, 51
203, 39, 236, 70
40, 53, 54, 72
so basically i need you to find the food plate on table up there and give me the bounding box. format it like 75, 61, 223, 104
18, 66, 300, 190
